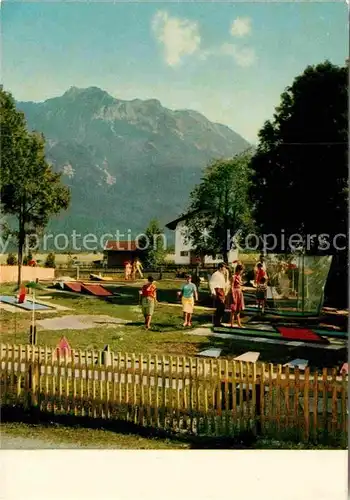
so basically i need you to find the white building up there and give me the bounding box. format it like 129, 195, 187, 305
166, 213, 238, 265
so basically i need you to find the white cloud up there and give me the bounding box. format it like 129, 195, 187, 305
152, 10, 201, 66
220, 43, 256, 67
151, 11, 255, 68
230, 17, 252, 37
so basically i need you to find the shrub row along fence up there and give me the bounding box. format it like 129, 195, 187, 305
0, 343, 347, 445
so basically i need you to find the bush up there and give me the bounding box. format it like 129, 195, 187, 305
6, 253, 17, 265
45, 252, 56, 268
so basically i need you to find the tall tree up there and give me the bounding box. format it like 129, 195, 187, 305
249, 61, 348, 307
184, 151, 253, 263
250, 61, 347, 252
0, 88, 71, 286
140, 219, 167, 268
0, 88, 28, 187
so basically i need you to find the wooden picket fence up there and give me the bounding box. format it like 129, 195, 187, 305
0, 343, 348, 444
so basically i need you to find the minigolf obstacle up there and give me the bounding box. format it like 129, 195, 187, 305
61, 281, 112, 297
54, 336, 72, 359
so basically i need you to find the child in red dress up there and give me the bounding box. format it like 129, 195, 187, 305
230, 264, 245, 328
255, 262, 267, 285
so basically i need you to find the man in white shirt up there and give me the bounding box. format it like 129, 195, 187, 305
210, 263, 227, 327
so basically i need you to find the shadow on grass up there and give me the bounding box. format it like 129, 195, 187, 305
0, 405, 255, 449
47, 290, 91, 301
121, 310, 213, 333
122, 321, 145, 327
2, 406, 344, 449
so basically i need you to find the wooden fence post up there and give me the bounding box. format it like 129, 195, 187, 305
28, 361, 40, 410
255, 375, 262, 435
304, 368, 310, 442
29, 326, 37, 345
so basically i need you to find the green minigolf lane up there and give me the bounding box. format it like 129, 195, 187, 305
313, 329, 348, 339
244, 306, 319, 318
213, 326, 280, 339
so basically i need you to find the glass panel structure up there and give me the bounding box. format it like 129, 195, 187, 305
296, 255, 333, 314
246, 253, 332, 317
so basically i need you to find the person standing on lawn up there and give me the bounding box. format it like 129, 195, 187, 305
255, 262, 267, 286
210, 263, 227, 327
124, 260, 132, 280
230, 264, 245, 328
254, 255, 267, 282
131, 259, 137, 280
135, 258, 143, 278
140, 276, 157, 329
177, 274, 198, 327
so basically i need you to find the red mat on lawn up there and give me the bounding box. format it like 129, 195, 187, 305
64, 282, 83, 292
278, 326, 325, 342
81, 284, 112, 296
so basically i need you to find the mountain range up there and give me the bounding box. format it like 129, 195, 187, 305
17, 86, 250, 244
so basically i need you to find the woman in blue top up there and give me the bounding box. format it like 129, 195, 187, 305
177, 274, 198, 327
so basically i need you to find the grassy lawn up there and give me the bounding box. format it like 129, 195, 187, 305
0, 280, 347, 369
0, 281, 213, 357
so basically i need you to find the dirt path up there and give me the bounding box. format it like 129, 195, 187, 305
1, 433, 84, 449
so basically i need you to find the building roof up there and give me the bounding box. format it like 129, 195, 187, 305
104, 240, 139, 251
165, 209, 210, 230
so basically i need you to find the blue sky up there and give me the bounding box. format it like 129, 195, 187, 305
1, 1, 348, 142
